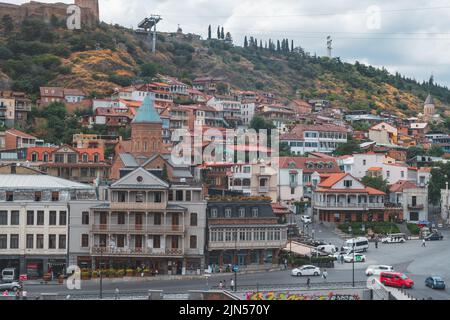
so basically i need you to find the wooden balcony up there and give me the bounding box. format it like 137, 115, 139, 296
208, 240, 286, 250
91, 224, 185, 234
110, 202, 166, 210
313, 202, 385, 210
90, 246, 184, 257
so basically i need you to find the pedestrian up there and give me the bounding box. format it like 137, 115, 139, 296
230, 279, 235, 291
115, 288, 120, 300
284, 259, 288, 270
375, 238, 379, 249
306, 277, 311, 288
219, 281, 223, 290
340, 255, 344, 264
223, 280, 227, 289
322, 269, 328, 282
422, 239, 426, 247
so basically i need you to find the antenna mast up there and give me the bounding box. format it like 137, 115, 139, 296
327, 36, 333, 58
137, 14, 162, 54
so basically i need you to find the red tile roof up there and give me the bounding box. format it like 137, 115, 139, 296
6, 129, 37, 140
389, 180, 420, 193
318, 173, 348, 188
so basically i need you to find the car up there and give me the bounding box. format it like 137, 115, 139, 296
291, 265, 321, 277
343, 253, 366, 263
425, 276, 446, 290
380, 272, 414, 289
0, 281, 22, 292
301, 215, 312, 224
425, 233, 444, 241
381, 234, 406, 244
365, 265, 394, 276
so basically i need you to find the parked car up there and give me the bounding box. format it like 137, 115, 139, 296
425, 276, 446, 290
301, 215, 312, 224
343, 253, 366, 263
425, 233, 444, 241
380, 272, 414, 289
381, 234, 406, 244
365, 265, 394, 276
0, 281, 22, 292
291, 265, 321, 277
343, 237, 369, 253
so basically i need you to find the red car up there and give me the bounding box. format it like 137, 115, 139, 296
380, 272, 414, 289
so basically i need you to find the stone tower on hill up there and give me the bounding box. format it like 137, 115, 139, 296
131, 96, 164, 157
75, 0, 99, 23
423, 94, 435, 119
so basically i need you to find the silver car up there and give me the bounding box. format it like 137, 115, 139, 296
0, 281, 22, 292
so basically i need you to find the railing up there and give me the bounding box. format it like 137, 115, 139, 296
313, 202, 385, 210
407, 204, 425, 210
110, 202, 166, 210
208, 240, 286, 250
259, 187, 269, 193
91, 224, 185, 233
90, 247, 184, 256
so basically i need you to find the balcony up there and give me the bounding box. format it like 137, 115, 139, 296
313, 202, 385, 210
110, 202, 166, 211
208, 240, 286, 250
90, 246, 184, 257
91, 224, 185, 234
408, 204, 425, 210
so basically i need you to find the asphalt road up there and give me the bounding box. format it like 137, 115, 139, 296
23, 223, 450, 300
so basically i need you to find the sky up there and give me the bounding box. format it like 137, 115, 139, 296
7, 0, 450, 87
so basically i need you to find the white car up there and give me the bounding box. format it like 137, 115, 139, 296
301, 215, 312, 224
343, 253, 366, 263
365, 265, 394, 276
381, 234, 406, 244
291, 265, 321, 277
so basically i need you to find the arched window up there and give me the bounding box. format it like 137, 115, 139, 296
82, 154, 88, 163
143, 140, 148, 152
31, 152, 38, 162
93, 154, 99, 163
43, 153, 49, 162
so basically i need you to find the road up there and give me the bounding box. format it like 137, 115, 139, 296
23, 223, 450, 300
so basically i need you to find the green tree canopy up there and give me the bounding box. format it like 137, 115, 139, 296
361, 176, 389, 193
333, 136, 360, 156
427, 145, 444, 157
428, 162, 450, 205
249, 115, 276, 131
140, 62, 158, 78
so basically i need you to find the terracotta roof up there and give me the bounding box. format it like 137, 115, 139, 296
389, 180, 419, 193
315, 188, 385, 196
318, 173, 348, 188
419, 167, 432, 173
368, 167, 382, 171
6, 129, 36, 140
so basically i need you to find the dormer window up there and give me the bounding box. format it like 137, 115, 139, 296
225, 208, 232, 218
252, 208, 259, 218
344, 180, 352, 188
211, 208, 218, 218
239, 208, 245, 218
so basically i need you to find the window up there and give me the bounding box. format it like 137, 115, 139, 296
31, 152, 38, 162
82, 212, 89, 225
153, 236, 161, 248
36, 235, 44, 249
401, 171, 405, 178
26, 234, 34, 249
168, 190, 174, 201
386, 171, 390, 178
37, 211, 44, 226
154, 192, 162, 203
10, 235, 19, 249
410, 212, 419, 221
48, 235, 56, 249
81, 168, 89, 177
54, 154, 64, 163
154, 213, 162, 225
185, 191, 192, 202
0, 211, 7, 225
6, 192, 13, 202
51, 192, 59, 202
59, 211, 67, 226
59, 235, 66, 249
43, 153, 49, 162
35, 192, 42, 202
190, 236, 197, 249
252, 208, 259, 218
136, 192, 144, 203
344, 180, 353, 188
67, 154, 77, 164
118, 192, 126, 202
93, 154, 99, 163
225, 208, 232, 218
10, 211, 19, 225
291, 188, 295, 195
0, 235, 7, 249
49, 211, 57, 226
239, 208, 245, 218
27, 211, 34, 225
363, 160, 366, 166
118, 213, 126, 225
210, 208, 218, 218
81, 234, 89, 248
176, 190, 183, 201
190, 213, 198, 226
82, 154, 88, 163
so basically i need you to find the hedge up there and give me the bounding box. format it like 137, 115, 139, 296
338, 222, 400, 235
407, 223, 421, 235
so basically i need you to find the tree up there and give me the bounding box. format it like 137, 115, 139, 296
244, 36, 248, 48
280, 142, 294, 157
220, 27, 225, 39
427, 145, 444, 157
407, 146, 424, 161
217, 26, 220, 39
1, 15, 14, 34
140, 62, 158, 78
333, 136, 361, 156
276, 40, 281, 52
428, 162, 450, 205
361, 176, 389, 193
249, 115, 276, 131
208, 25, 212, 39
291, 40, 294, 52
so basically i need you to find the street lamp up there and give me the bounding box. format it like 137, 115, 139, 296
348, 226, 355, 288
99, 247, 104, 300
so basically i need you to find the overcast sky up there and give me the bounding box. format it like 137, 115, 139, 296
8, 0, 450, 87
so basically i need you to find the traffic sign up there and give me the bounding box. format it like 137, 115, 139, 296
232, 265, 239, 273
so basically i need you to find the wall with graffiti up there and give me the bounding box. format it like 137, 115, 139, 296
246, 291, 361, 301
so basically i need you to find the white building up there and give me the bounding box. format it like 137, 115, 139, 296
389, 180, 428, 222
241, 101, 256, 126
0, 173, 97, 278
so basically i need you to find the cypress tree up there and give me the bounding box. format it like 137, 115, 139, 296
244, 36, 248, 48
221, 27, 225, 39
291, 40, 294, 52
277, 40, 281, 52
217, 26, 220, 39
208, 25, 212, 39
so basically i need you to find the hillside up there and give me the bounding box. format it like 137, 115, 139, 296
1, 18, 450, 117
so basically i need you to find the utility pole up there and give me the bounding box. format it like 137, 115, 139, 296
99, 247, 103, 300
327, 36, 333, 58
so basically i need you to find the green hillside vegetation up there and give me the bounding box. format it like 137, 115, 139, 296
1, 17, 450, 117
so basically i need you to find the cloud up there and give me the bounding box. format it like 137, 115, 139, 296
6, 0, 450, 86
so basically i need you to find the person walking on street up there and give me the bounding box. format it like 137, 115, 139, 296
322, 269, 328, 282
219, 281, 223, 290
230, 279, 235, 291
375, 237, 379, 249
422, 239, 426, 247
306, 277, 311, 288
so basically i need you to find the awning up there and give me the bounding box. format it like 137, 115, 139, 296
282, 241, 315, 257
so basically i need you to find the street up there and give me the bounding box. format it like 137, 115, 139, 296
23, 223, 450, 300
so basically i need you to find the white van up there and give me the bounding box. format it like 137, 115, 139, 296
1, 268, 17, 282
316, 244, 339, 255
343, 237, 369, 253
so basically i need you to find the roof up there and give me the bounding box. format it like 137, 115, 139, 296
315, 187, 385, 196
281, 123, 348, 140
0, 174, 94, 190
6, 129, 36, 140
368, 167, 383, 171
318, 173, 348, 188
132, 96, 162, 124
389, 180, 420, 193
425, 94, 434, 105
119, 153, 139, 167
40, 87, 64, 98
279, 157, 341, 173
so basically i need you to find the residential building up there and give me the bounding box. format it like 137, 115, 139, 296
281, 123, 348, 155
312, 173, 388, 223
250, 160, 278, 202
288, 99, 312, 115
207, 96, 242, 127
206, 196, 288, 269
241, 101, 256, 126
389, 180, 428, 222
228, 163, 252, 195
193, 77, 224, 94
256, 104, 295, 133
40, 87, 85, 106
0, 170, 97, 278
3, 129, 37, 150
89, 167, 206, 274
369, 122, 398, 145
